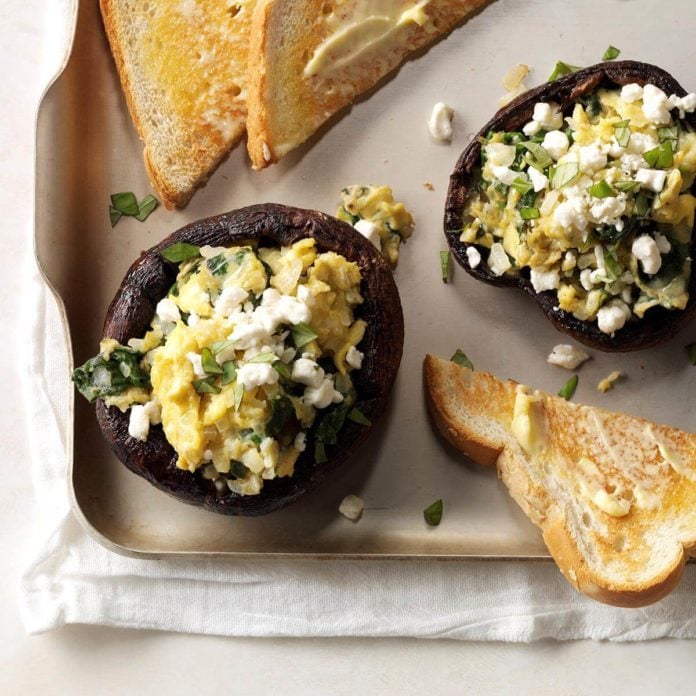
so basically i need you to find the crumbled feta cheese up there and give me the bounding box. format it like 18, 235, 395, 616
485, 142, 516, 167
296, 284, 314, 306
655, 233, 672, 254
641, 84, 671, 124
668, 92, 696, 118
155, 297, 181, 323
354, 219, 381, 249
597, 300, 631, 335
562, 250, 577, 271
547, 344, 590, 370
487, 243, 511, 276
621, 83, 644, 103
635, 168, 667, 193
214, 286, 248, 317
346, 346, 364, 369
539, 189, 561, 216
427, 102, 454, 141
186, 352, 206, 378
291, 357, 325, 388
578, 143, 608, 174
530, 268, 560, 293
491, 165, 519, 186
607, 137, 626, 159
466, 246, 481, 269
128, 405, 150, 441
553, 195, 588, 232
523, 120, 542, 136
304, 377, 343, 409
281, 347, 296, 363
621, 286, 633, 304
236, 362, 279, 390
542, 130, 570, 160
187, 312, 200, 327
589, 195, 626, 226
294, 431, 307, 452
627, 132, 658, 154
579, 268, 595, 291
533, 102, 563, 130
632, 235, 662, 275
339, 494, 364, 521
620, 153, 648, 174
528, 166, 549, 192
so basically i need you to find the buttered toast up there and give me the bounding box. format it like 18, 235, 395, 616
246, 0, 490, 168
100, 0, 257, 208
424, 354, 696, 607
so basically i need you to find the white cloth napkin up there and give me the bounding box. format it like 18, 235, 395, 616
19, 268, 696, 640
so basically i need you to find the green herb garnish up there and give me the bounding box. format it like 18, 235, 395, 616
658, 126, 679, 146
265, 395, 294, 438
315, 441, 328, 464
440, 250, 451, 284
315, 404, 350, 446
550, 162, 580, 189
110, 192, 139, 216
161, 241, 201, 263
633, 193, 651, 217
521, 142, 553, 170
348, 407, 372, 426
520, 207, 540, 220
548, 61, 582, 82
604, 248, 623, 281
291, 322, 318, 348
587, 180, 615, 199
451, 349, 473, 370
686, 343, 696, 365
211, 339, 235, 355
206, 254, 229, 277
200, 347, 223, 375
72, 347, 150, 403
511, 177, 534, 195
614, 180, 641, 193
602, 45, 621, 61
644, 141, 673, 169
273, 361, 291, 379
231, 461, 248, 480
558, 375, 579, 400
193, 377, 221, 395
233, 383, 244, 410
248, 352, 278, 363
109, 207, 122, 228
612, 119, 631, 148
134, 195, 159, 222
221, 361, 237, 385
423, 499, 443, 527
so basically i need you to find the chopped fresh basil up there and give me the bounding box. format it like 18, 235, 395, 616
550, 162, 580, 190
201, 347, 223, 375
161, 242, 201, 263
134, 195, 159, 222
558, 375, 578, 400
248, 351, 278, 363
423, 499, 443, 527
658, 126, 679, 145
72, 347, 150, 403
233, 383, 244, 410
520, 207, 540, 220
614, 180, 641, 193
602, 45, 621, 60
315, 441, 328, 464
347, 407, 371, 426
686, 342, 696, 366
211, 339, 235, 355
440, 250, 451, 284
603, 248, 623, 281
231, 461, 248, 480
644, 142, 673, 169
633, 193, 651, 217
612, 119, 631, 148
265, 395, 294, 437
291, 322, 318, 348
221, 361, 237, 385
315, 404, 349, 446
273, 361, 291, 379
110, 192, 139, 216
206, 254, 229, 276
548, 60, 582, 82
511, 177, 534, 195
587, 180, 615, 198
451, 348, 473, 370
193, 377, 221, 395
521, 142, 553, 170
109, 207, 122, 228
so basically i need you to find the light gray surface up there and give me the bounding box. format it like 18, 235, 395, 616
3, 0, 696, 692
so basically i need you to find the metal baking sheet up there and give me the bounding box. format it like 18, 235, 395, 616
36, 0, 696, 558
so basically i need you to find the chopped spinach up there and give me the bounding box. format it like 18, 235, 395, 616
72, 348, 150, 403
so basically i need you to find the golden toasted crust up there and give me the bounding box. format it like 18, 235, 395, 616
100, 0, 256, 208
424, 354, 696, 607
246, 0, 492, 169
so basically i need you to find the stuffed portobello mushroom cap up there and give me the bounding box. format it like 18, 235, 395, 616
95, 204, 404, 515
446, 60, 696, 352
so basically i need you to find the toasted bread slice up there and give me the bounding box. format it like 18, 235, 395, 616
100, 0, 257, 208
424, 354, 696, 607
246, 0, 490, 168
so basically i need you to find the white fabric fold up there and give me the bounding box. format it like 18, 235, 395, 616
19, 267, 696, 641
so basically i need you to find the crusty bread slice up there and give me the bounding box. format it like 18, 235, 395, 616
246, 0, 490, 168
424, 354, 696, 607
100, 0, 257, 208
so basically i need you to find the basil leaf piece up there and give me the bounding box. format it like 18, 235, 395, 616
520, 207, 540, 220
193, 377, 221, 395
686, 342, 696, 366
423, 499, 443, 527
612, 119, 631, 148
110, 192, 140, 216
658, 126, 679, 146
134, 195, 159, 222
643, 146, 660, 168
109, 207, 122, 227
348, 407, 371, 426
161, 241, 201, 263
248, 352, 278, 363
72, 347, 150, 403
550, 162, 580, 189
451, 349, 473, 370
211, 339, 235, 355
587, 180, 615, 198
201, 347, 223, 375
604, 248, 623, 281
315, 441, 328, 464
265, 395, 294, 438
548, 61, 582, 82
231, 461, 248, 480
221, 361, 237, 385
511, 177, 534, 195
558, 375, 579, 400
206, 253, 229, 277
614, 180, 641, 193
521, 141, 553, 170
657, 141, 674, 168
633, 193, 651, 217
602, 45, 621, 60
273, 361, 291, 379
315, 404, 350, 446
291, 322, 318, 348
233, 383, 244, 410
440, 250, 451, 284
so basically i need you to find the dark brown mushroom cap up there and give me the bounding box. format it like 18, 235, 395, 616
445, 60, 696, 352
95, 204, 404, 515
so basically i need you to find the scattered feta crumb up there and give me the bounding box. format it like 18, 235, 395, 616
635, 168, 667, 193
215, 286, 248, 317
354, 219, 381, 249
127, 401, 160, 442
654, 233, 672, 254
668, 92, 696, 118
491, 165, 519, 186
466, 246, 481, 269
533, 102, 563, 130
346, 346, 364, 369
597, 300, 631, 335
292, 357, 324, 387
339, 494, 364, 521
530, 267, 560, 293
303, 377, 343, 409
641, 84, 671, 124
427, 102, 454, 141
523, 120, 542, 137
487, 243, 511, 276
632, 235, 662, 275
578, 142, 608, 173
620, 83, 644, 103
528, 166, 549, 192
547, 344, 590, 370
542, 130, 570, 160
598, 370, 623, 393
236, 362, 279, 390
155, 297, 181, 324
485, 143, 516, 167
186, 352, 207, 378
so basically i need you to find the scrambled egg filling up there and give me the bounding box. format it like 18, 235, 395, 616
92, 239, 367, 496
337, 185, 414, 265
461, 84, 696, 335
